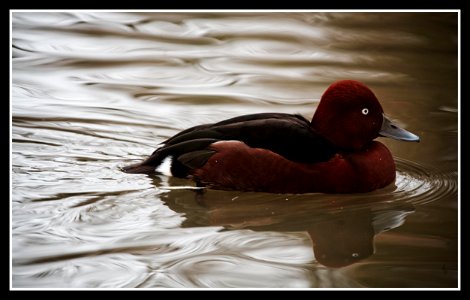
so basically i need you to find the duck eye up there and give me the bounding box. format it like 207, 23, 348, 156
362, 108, 369, 115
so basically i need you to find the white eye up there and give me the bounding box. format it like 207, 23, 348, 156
362, 108, 369, 115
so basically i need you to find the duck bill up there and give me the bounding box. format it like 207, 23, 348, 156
379, 114, 420, 142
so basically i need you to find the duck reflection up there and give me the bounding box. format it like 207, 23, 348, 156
154, 176, 414, 268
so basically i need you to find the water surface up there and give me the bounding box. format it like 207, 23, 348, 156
11, 11, 458, 288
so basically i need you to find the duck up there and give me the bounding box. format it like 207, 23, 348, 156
122, 80, 419, 194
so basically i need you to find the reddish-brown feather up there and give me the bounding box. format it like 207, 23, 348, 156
190, 140, 395, 194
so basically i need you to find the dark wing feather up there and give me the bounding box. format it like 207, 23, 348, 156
164, 113, 334, 163
177, 150, 216, 169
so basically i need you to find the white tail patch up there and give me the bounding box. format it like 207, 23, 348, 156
156, 156, 173, 176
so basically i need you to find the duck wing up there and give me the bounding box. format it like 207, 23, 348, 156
122, 113, 336, 175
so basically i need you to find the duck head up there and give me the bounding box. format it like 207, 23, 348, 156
311, 80, 420, 150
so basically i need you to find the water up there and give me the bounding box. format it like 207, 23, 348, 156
11, 11, 458, 288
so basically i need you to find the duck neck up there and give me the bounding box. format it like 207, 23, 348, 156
311, 117, 367, 152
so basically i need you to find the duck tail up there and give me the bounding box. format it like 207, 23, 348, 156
120, 162, 158, 174
121, 138, 219, 175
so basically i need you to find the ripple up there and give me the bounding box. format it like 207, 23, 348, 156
392, 158, 457, 205
137, 230, 317, 288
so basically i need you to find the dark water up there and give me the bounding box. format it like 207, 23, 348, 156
11, 11, 458, 288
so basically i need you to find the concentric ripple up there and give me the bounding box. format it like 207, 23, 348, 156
392, 157, 457, 206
